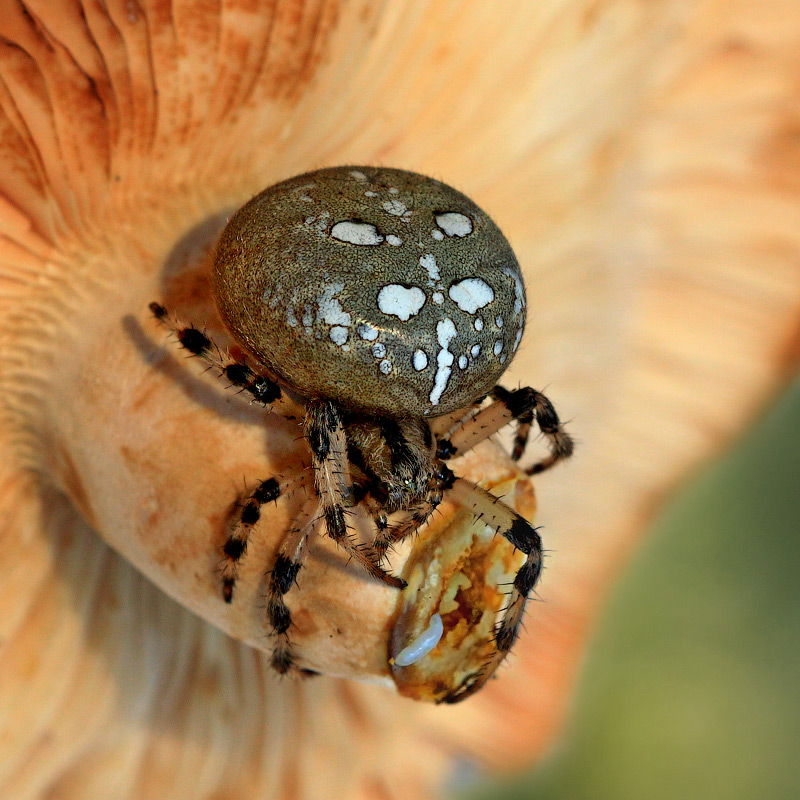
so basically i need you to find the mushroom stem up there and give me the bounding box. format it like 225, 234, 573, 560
33, 214, 396, 680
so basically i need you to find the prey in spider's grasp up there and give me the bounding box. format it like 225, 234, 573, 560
150, 166, 573, 703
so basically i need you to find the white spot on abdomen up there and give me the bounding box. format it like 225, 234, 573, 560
358, 323, 379, 341
430, 318, 457, 406
386, 234, 403, 246
318, 284, 351, 328
304, 211, 330, 236
502, 265, 526, 317
419, 254, 440, 284
330, 326, 349, 345
448, 278, 494, 314
413, 349, 428, 371
331, 220, 384, 245
436, 212, 473, 237
383, 199, 408, 216
377, 284, 426, 321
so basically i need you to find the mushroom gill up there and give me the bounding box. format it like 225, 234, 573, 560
1, 2, 800, 799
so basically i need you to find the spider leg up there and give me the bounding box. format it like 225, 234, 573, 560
265, 497, 318, 673
428, 397, 486, 437
440, 477, 544, 703
149, 302, 298, 412
220, 476, 309, 602
436, 385, 573, 475
305, 400, 406, 589
219, 478, 318, 673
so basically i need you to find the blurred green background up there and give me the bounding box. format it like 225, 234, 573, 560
463, 375, 800, 800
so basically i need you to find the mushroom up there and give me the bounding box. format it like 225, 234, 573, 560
1, 2, 800, 799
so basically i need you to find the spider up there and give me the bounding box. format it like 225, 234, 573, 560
150, 166, 573, 702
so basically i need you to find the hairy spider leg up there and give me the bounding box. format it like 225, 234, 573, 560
220, 476, 311, 602
149, 302, 301, 414
305, 400, 407, 589
435, 385, 574, 475
151, 303, 404, 670
440, 477, 544, 703
377, 386, 569, 567
265, 497, 318, 673
373, 502, 433, 561
428, 397, 487, 438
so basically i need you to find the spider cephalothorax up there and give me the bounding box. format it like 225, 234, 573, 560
151, 166, 573, 702
343, 414, 437, 512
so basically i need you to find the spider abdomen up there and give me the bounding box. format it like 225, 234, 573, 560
213, 166, 527, 417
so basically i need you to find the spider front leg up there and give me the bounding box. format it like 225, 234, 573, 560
441, 477, 544, 703
436, 385, 574, 475
304, 400, 407, 589
149, 302, 293, 411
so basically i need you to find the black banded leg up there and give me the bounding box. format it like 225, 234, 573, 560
266, 498, 317, 674
510, 415, 533, 462
221, 477, 295, 602
492, 520, 542, 654
493, 386, 574, 474
149, 302, 291, 410
493, 387, 573, 474
305, 400, 406, 589
436, 385, 573, 476
440, 477, 544, 704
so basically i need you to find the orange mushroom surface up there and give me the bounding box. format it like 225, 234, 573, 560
1, 2, 799, 799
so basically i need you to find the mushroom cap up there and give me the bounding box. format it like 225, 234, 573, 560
1, 2, 800, 799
